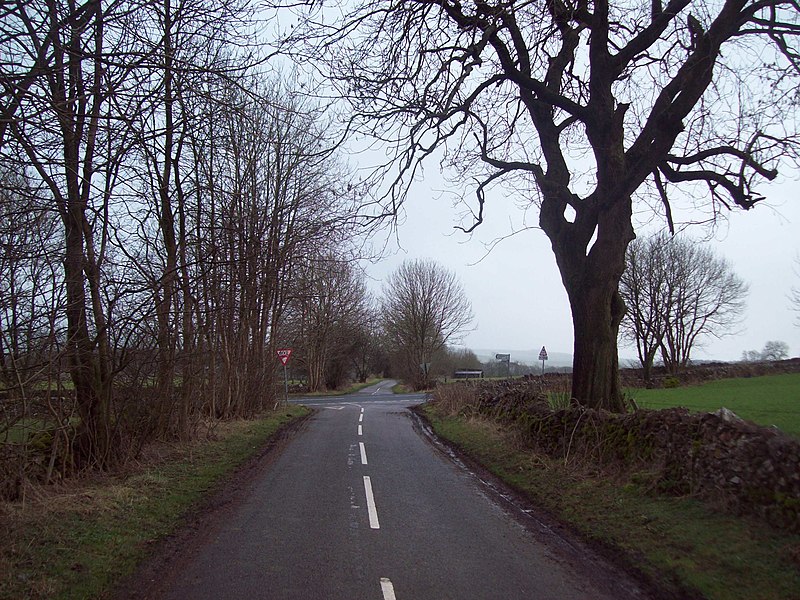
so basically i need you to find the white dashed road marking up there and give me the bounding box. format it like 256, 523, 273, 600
357, 405, 395, 595
380, 577, 397, 600
363, 476, 380, 529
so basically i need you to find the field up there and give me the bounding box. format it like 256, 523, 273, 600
627, 372, 800, 437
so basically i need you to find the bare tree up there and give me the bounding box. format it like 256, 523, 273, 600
381, 259, 473, 390
1, 0, 362, 482
762, 340, 790, 361
619, 233, 671, 384
180, 79, 359, 415
0, 170, 65, 459
791, 257, 800, 327
435, 346, 482, 379
122, 0, 265, 436
661, 241, 748, 372
0, 0, 138, 467
742, 340, 790, 361
741, 349, 763, 362
284, 0, 800, 410
347, 314, 388, 383
622, 232, 747, 374
288, 254, 372, 392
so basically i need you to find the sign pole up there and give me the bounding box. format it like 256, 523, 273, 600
276, 348, 293, 406
538, 346, 548, 376
283, 363, 289, 405
495, 353, 511, 378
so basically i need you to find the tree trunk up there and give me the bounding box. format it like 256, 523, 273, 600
568, 283, 626, 412
307, 342, 327, 393
642, 354, 653, 387
543, 188, 633, 412
63, 213, 104, 466
57, 3, 114, 468
154, 0, 179, 436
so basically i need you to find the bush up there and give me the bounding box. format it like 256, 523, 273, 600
663, 376, 681, 388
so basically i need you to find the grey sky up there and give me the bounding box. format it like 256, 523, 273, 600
364, 173, 800, 364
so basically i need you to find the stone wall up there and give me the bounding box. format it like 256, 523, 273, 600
438, 379, 800, 532
620, 357, 800, 388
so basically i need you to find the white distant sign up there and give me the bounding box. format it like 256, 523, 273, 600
538, 346, 548, 361
495, 353, 510, 361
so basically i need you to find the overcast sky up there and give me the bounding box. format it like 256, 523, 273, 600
273, 2, 800, 366
363, 168, 800, 365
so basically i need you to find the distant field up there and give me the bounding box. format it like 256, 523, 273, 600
628, 373, 800, 438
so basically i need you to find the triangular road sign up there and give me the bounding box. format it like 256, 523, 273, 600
276, 348, 293, 365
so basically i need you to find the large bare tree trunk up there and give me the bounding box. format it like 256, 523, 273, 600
545, 191, 633, 412
568, 283, 626, 412
63, 208, 112, 468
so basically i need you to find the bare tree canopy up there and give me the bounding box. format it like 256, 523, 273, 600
742, 340, 790, 361
285, 253, 374, 392
619, 233, 671, 383
762, 340, 790, 360
621, 232, 748, 379
381, 259, 474, 389
0, 0, 364, 484
284, 0, 800, 409
792, 257, 800, 327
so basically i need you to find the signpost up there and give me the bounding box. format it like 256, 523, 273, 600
495, 353, 511, 377
538, 346, 548, 376
276, 348, 293, 404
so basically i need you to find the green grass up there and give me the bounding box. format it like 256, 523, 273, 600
4, 418, 46, 444
423, 406, 800, 600
4, 417, 82, 445
1, 406, 310, 600
391, 382, 415, 394
290, 377, 384, 397
628, 373, 800, 437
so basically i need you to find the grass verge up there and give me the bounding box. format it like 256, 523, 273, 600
0, 405, 310, 600
421, 405, 800, 600
628, 373, 800, 437
290, 378, 383, 397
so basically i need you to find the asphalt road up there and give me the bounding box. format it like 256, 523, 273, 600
149, 381, 650, 600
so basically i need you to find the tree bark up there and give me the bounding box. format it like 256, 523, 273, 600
568, 283, 626, 412
55, 2, 114, 468
544, 190, 633, 412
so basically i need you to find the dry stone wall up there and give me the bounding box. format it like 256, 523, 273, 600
441, 378, 800, 532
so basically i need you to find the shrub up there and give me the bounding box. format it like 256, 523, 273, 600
663, 376, 681, 388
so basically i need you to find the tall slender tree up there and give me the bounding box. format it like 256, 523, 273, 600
1, 0, 132, 467
619, 232, 673, 383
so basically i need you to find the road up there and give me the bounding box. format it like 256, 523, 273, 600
144, 381, 650, 600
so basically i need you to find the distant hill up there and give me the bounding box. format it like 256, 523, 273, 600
471, 347, 574, 368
